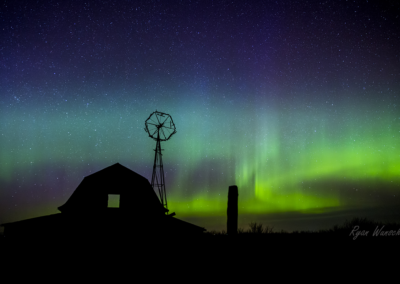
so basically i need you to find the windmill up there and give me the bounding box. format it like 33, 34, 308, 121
145, 111, 176, 214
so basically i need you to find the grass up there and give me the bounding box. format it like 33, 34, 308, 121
2, 217, 399, 243
204, 217, 400, 237
206, 223, 277, 235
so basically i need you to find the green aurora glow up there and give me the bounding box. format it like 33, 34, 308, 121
1, 0, 400, 232
2, 93, 398, 227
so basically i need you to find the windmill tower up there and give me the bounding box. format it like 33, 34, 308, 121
145, 111, 176, 213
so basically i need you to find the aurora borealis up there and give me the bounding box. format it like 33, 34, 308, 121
1, 0, 399, 232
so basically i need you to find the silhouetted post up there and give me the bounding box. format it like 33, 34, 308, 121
227, 185, 238, 235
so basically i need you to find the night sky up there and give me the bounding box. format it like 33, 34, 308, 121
1, 0, 399, 233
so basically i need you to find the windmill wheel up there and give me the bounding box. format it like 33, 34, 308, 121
145, 111, 176, 141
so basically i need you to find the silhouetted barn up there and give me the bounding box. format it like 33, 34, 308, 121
58, 163, 168, 216
1, 163, 206, 239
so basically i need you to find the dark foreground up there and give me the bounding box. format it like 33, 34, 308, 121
1, 231, 397, 274
2, 217, 399, 267
1, 228, 398, 251
2, 216, 400, 246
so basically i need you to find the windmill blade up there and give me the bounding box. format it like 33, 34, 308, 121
162, 115, 169, 125
146, 112, 158, 124
162, 128, 171, 138
164, 127, 172, 135
160, 127, 167, 140
149, 117, 158, 125
155, 113, 162, 124
146, 122, 156, 132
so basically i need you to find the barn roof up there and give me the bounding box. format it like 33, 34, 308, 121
58, 163, 168, 215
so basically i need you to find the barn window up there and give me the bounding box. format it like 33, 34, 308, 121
108, 194, 120, 208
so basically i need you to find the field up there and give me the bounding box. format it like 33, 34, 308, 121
1, 217, 397, 269
1, 217, 399, 243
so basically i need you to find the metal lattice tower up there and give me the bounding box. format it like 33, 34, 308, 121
145, 111, 176, 213
151, 132, 166, 209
